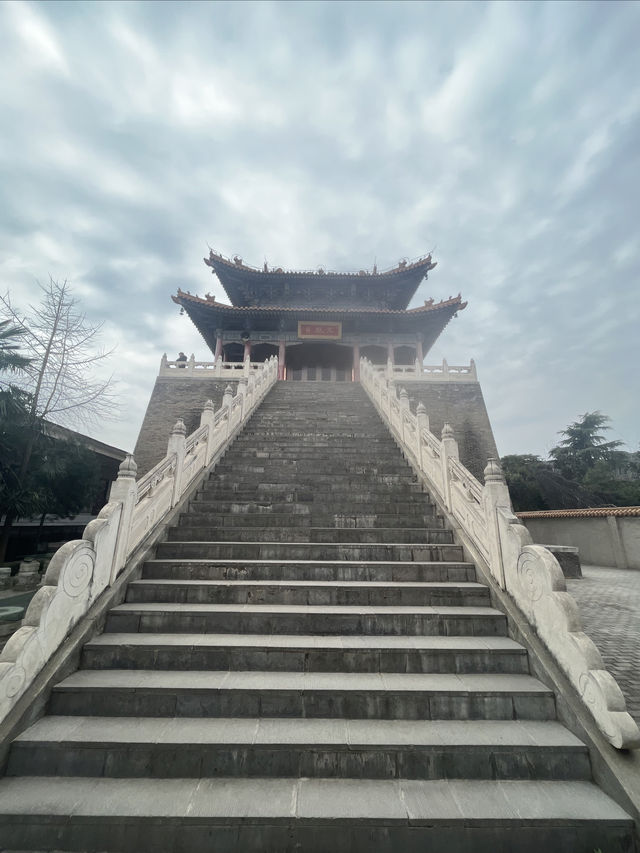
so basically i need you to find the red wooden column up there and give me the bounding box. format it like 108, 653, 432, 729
214, 335, 223, 360
387, 341, 395, 363
416, 338, 424, 365
243, 340, 252, 361
278, 340, 286, 380
352, 343, 360, 381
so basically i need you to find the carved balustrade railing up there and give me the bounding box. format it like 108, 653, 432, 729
370, 358, 477, 382
0, 356, 279, 724
360, 356, 640, 750
159, 354, 260, 377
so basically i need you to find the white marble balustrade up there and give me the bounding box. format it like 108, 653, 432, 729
360, 356, 640, 750
159, 354, 260, 378
0, 356, 279, 724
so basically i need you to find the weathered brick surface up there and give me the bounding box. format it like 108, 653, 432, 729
402, 381, 499, 481
133, 377, 236, 475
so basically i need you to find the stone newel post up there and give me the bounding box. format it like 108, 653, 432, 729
440, 423, 459, 512
108, 454, 138, 581
482, 457, 512, 589
416, 402, 429, 467
167, 418, 187, 508
200, 399, 216, 465
222, 384, 233, 408
399, 386, 409, 446
237, 376, 248, 419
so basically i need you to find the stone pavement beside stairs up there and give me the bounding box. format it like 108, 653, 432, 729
567, 566, 640, 725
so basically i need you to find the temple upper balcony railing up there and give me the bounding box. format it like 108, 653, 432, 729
159, 354, 260, 378
371, 359, 478, 382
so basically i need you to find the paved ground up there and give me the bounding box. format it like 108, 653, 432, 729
567, 566, 640, 725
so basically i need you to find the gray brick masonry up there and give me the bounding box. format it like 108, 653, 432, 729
402, 381, 499, 481
133, 377, 237, 475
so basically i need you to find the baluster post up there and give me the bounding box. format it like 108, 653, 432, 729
482, 458, 512, 589
222, 384, 234, 440
399, 386, 409, 446
238, 376, 248, 421
108, 454, 138, 581
200, 399, 216, 465
440, 423, 459, 512
167, 418, 187, 508
416, 402, 429, 468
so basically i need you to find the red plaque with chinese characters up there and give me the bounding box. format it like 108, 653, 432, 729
298, 321, 342, 340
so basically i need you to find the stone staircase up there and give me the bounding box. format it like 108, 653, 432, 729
0, 382, 634, 852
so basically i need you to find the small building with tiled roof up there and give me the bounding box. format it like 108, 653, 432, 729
173, 250, 466, 381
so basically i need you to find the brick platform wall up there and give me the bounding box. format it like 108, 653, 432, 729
402, 381, 499, 481
133, 377, 237, 476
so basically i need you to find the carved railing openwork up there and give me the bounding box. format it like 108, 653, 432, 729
159, 354, 261, 378
0, 356, 278, 724
370, 358, 477, 382
360, 356, 640, 750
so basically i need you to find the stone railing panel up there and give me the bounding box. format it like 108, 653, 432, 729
508, 539, 640, 750
371, 358, 477, 382
0, 500, 122, 720
0, 355, 278, 725
360, 355, 640, 750
159, 354, 261, 378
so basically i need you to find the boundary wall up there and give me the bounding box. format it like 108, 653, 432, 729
518, 508, 640, 570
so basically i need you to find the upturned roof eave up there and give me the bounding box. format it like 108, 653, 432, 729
172, 290, 466, 317
204, 251, 437, 308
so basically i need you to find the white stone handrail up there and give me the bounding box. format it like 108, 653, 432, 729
360, 356, 640, 750
159, 354, 260, 377
0, 355, 279, 724
370, 358, 477, 382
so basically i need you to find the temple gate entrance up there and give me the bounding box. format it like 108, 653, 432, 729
285, 342, 354, 381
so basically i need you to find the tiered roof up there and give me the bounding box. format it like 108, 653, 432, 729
203, 250, 437, 310
172, 250, 466, 354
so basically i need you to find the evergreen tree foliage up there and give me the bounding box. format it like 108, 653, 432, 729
503, 412, 640, 511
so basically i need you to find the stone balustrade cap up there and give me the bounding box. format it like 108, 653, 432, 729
484, 456, 505, 483
118, 454, 138, 478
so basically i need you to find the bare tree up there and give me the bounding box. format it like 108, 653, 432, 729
0, 277, 117, 427
0, 277, 118, 560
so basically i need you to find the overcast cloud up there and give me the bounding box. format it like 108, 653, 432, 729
1, 0, 639, 458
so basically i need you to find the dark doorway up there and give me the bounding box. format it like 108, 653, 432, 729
222, 342, 244, 362
394, 345, 416, 366
361, 345, 387, 365
251, 343, 278, 363
285, 342, 353, 381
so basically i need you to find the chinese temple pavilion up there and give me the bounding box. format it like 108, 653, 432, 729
172, 250, 466, 381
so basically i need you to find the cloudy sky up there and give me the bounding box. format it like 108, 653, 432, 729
1, 0, 639, 458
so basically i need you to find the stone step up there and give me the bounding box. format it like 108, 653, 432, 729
227, 448, 408, 460
105, 603, 507, 637
167, 527, 453, 544
188, 499, 435, 514
7, 717, 589, 781
82, 633, 529, 674
201, 483, 426, 497
233, 435, 402, 445
209, 472, 419, 486
215, 461, 413, 474
142, 559, 477, 583
48, 670, 555, 720
125, 579, 490, 607
0, 776, 632, 853
155, 541, 465, 562
179, 513, 445, 529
